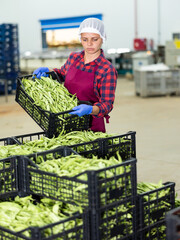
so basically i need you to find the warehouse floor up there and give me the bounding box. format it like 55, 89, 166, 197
0, 76, 180, 195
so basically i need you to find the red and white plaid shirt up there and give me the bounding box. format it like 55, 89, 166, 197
53, 49, 117, 118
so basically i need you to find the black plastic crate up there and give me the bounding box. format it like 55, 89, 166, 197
137, 182, 175, 233
0, 193, 89, 240
15, 75, 91, 138
91, 197, 136, 240
21, 146, 137, 209
166, 206, 180, 240
137, 219, 166, 240
0, 156, 19, 198
0, 130, 136, 161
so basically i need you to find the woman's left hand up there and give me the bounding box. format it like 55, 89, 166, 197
69, 104, 93, 117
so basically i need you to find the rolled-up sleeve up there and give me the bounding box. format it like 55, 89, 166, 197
94, 67, 117, 118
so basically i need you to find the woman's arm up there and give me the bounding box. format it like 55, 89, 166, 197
94, 66, 117, 117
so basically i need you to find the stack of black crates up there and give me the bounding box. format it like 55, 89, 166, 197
0, 23, 19, 94
0, 128, 176, 239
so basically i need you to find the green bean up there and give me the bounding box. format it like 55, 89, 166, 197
21, 76, 78, 113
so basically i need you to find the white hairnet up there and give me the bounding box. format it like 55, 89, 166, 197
79, 18, 106, 43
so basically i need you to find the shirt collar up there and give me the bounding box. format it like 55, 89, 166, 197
94, 49, 105, 65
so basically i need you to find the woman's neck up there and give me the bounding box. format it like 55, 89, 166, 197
84, 50, 101, 64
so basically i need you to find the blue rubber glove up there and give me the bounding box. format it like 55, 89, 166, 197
69, 104, 93, 117
33, 67, 49, 79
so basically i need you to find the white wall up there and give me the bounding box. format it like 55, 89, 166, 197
0, 0, 180, 53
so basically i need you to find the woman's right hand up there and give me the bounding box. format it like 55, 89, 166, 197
33, 67, 49, 79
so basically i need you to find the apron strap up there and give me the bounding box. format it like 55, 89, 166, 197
105, 115, 110, 123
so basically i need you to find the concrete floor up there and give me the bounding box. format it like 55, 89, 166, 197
0, 77, 180, 195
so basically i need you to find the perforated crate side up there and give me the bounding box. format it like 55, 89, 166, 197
91, 197, 137, 240
51, 111, 90, 138
137, 182, 175, 231
0, 156, 19, 198
100, 131, 136, 160
88, 158, 137, 209
70, 139, 102, 158
137, 219, 166, 240
24, 146, 137, 209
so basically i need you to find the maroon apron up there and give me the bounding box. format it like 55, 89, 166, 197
64, 59, 107, 132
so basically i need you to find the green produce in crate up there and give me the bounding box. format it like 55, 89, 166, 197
0, 195, 83, 238
22, 76, 78, 114
99, 201, 135, 239
137, 181, 173, 239
137, 181, 171, 202
37, 153, 124, 179
29, 151, 133, 207
0, 130, 130, 160
0, 158, 17, 193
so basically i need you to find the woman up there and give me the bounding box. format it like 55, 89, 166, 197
33, 18, 117, 133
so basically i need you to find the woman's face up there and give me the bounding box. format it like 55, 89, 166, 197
81, 32, 103, 55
